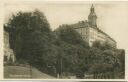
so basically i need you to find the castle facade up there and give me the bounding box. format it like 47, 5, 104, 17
60, 5, 116, 48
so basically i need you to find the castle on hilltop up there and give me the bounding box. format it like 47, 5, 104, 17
60, 4, 116, 48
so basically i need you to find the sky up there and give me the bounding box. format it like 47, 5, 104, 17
4, 1, 128, 51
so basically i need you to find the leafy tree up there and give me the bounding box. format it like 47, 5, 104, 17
4, 10, 57, 70
89, 46, 119, 79
114, 49, 125, 78
54, 25, 90, 78
55, 24, 89, 48
92, 40, 102, 49
92, 41, 114, 50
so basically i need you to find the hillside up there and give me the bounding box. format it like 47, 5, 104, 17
4, 66, 55, 79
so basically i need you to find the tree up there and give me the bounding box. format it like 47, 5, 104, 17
54, 25, 90, 78
92, 41, 114, 50
55, 24, 89, 48
5, 10, 56, 69
114, 49, 125, 78
92, 40, 102, 49
89, 46, 119, 79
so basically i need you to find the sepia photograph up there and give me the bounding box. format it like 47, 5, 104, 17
3, 1, 126, 79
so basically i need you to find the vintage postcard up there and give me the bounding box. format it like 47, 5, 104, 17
2, 0, 127, 80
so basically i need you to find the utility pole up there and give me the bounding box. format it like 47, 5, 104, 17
60, 57, 62, 78
29, 63, 32, 78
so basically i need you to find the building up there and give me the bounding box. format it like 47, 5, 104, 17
60, 4, 116, 48
4, 28, 15, 63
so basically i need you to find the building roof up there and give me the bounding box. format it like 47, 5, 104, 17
67, 21, 116, 43
92, 26, 116, 43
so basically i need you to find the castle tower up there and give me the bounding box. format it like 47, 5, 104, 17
88, 4, 97, 27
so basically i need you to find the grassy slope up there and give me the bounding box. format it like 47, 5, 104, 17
4, 66, 55, 79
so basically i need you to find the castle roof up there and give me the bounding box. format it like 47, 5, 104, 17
67, 21, 116, 43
